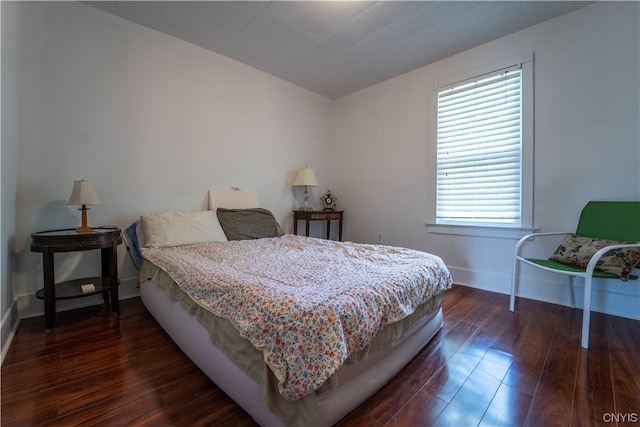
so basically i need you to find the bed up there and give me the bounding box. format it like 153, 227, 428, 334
135, 189, 452, 427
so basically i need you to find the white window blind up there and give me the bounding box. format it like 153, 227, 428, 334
436, 68, 522, 225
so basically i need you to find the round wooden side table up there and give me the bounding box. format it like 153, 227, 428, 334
31, 227, 122, 332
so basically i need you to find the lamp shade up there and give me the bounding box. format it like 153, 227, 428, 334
292, 167, 319, 187
67, 180, 100, 205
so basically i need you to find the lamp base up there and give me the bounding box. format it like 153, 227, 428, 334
76, 225, 94, 233
300, 186, 314, 211
76, 205, 93, 233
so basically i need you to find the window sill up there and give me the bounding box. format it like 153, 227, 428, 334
425, 223, 539, 239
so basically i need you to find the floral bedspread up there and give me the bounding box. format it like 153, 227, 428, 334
141, 234, 452, 400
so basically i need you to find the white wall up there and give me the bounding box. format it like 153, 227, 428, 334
4, 1, 639, 345
1, 1, 22, 361
11, 2, 333, 320
331, 2, 640, 319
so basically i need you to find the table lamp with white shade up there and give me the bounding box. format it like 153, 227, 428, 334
67, 180, 100, 233
292, 167, 319, 211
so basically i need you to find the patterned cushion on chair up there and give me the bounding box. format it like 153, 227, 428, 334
550, 234, 640, 281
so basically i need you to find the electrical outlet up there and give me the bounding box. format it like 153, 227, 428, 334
376, 233, 382, 244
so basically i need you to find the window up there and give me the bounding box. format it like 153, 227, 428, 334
430, 56, 533, 232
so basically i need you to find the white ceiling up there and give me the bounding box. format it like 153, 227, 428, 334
85, 1, 591, 99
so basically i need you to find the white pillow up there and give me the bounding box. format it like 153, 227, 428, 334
137, 210, 227, 248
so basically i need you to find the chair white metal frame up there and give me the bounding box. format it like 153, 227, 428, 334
510, 201, 640, 349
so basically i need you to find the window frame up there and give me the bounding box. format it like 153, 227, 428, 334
426, 53, 535, 237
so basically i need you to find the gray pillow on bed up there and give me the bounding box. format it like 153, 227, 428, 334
216, 208, 284, 241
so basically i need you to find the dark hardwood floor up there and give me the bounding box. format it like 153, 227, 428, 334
2, 285, 639, 426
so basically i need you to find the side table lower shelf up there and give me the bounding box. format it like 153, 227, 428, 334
35, 277, 115, 300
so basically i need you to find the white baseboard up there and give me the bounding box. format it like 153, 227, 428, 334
449, 266, 640, 321
1, 299, 20, 366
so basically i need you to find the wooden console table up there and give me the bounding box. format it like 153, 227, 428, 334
31, 227, 122, 332
293, 210, 344, 241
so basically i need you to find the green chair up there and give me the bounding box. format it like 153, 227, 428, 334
510, 201, 640, 348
